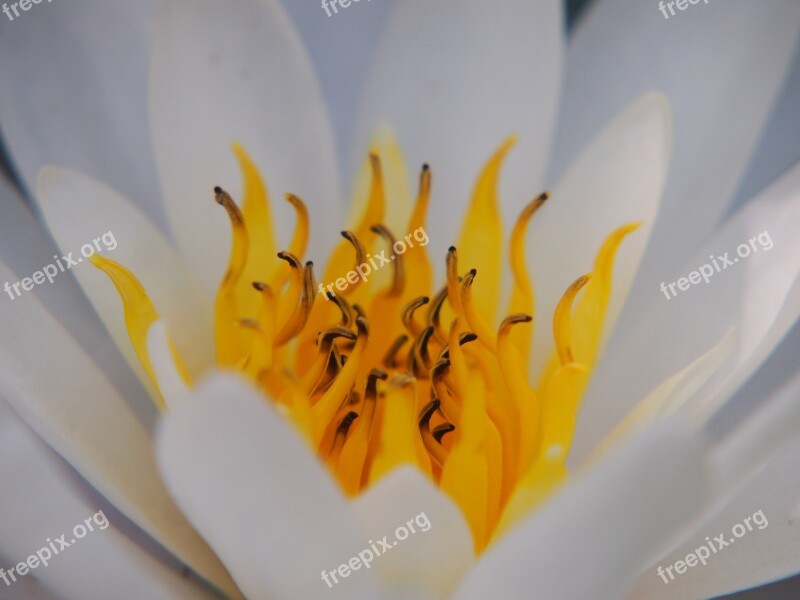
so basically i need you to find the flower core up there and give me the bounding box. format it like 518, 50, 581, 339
94, 139, 638, 552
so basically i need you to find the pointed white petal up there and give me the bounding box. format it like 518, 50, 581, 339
573, 159, 800, 462
35, 166, 215, 385
632, 434, 800, 599
0, 399, 226, 600
0, 170, 148, 408
354, 0, 564, 260
0, 0, 165, 223
156, 373, 384, 599
147, 321, 192, 410
351, 467, 475, 599
551, 0, 800, 278
149, 0, 342, 296
454, 419, 709, 600
0, 264, 237, 597
528, 93, 673, 377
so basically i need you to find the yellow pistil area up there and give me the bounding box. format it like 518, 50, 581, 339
96, 140, 639, 553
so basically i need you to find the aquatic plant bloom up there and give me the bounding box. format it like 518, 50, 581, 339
1, 1, 800, 599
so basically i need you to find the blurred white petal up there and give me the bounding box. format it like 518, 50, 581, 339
354, 0, 564, 261
632, 411, 800, 598
551, 0, 800, 277
0, 0, 165, 224
35, 166, 215, 385
529, 92, 672, 377
453, 419, 709, 600
0, 399, 224, 600
156, 373, 383, 599
0, 264, 237, 597
574, 159, 800, 462
149, 0, 342, 296
352, 466, 475, 599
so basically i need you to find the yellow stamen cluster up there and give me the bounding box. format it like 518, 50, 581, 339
95, 139, 639, 553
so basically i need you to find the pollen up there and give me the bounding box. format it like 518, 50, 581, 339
96, 138, 639, 553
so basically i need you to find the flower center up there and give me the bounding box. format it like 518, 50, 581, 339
92, 139, 638, 553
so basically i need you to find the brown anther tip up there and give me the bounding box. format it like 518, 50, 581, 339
326, 291, 336, 300
469, 268, 477, 277
433, 423, 455, 443
338, 411, 359, 432
421, 296, 430, 304
540, 191, 550, 201
369, 368, 389, 380
356, 316, 369, 333
252, 281, 269, 292
213, 186, 223, 194
422, 163, 430, 171
340, 230, 349, 238
306, 261, 314, 267
448, 246, 456, 253
460, 332, 478, 345
369, 225, 381, 234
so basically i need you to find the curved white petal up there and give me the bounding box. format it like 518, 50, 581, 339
454, 419, 709, 600
156, 373, 384, 600
354, 0, 564, 261
0, 0, 165, 224
550, 0, 800, 278
0, 170, 148, 409
35, 166, 214, 386
573, 159, 800, 462
351, 467, 475, 600
631, 423, 800, 598
0, 399, 224, 600
149, 0, 342, 296
147, 321, 192, 410
0, 263, 237, 597
528, 92, 673, 378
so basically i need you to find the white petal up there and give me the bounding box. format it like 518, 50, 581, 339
351, 467, 475, 599
528, 92, 673, 378
573, 159, 800, 462
0, 170, 147, 408
454, 419, 709, 600
0, 399, 225, 600
0, 264, 238, 598
156, 373, 384, 599
0, 0, 165, 224
631, 435, 800, 599
147, 321, 192, 410
35, 166, 215, 387
354, 0, 564, 261
550, 0, 800, 276
149, 0, 342, 296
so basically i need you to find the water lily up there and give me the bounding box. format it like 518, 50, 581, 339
0, 1, 799, 599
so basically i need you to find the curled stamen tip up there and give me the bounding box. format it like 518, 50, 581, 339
339, 411, 359, 432
369, 368, 389, 380
460, 332, 478, 345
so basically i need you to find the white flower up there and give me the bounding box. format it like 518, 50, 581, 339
0, 1, 799, 599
